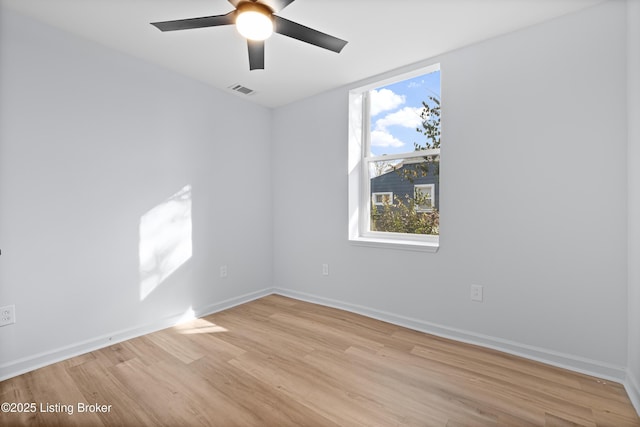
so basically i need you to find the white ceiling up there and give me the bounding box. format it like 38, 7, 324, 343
1, 0, 604, 108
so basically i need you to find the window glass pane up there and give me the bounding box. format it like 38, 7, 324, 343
369, 158, 439, 236
369, 70, 440, 157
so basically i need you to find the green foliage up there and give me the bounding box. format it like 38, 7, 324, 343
397, 95, 441, 183
416, 96, 441, 150
371, 195, 439, 235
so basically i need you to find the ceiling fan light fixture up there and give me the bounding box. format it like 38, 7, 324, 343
236, 2, 274, 41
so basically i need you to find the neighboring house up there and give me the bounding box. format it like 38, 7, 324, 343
370, 160, 439, 212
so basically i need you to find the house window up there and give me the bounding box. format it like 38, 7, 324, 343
414, 184, 435, 212
348, 63, 440, 251
372, 192, 393, 206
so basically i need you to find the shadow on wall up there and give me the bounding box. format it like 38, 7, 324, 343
139, 185, 193, 301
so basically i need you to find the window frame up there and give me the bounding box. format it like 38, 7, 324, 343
348, 63, 441, 252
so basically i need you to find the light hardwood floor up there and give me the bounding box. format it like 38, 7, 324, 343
1, 294, 638, 426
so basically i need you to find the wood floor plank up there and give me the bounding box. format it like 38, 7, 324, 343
1, 295, 638, 426
0, 363, 105, 427
143, 329, 206, 365
229, 350, 413, 426
410, 343, 634, 421
117, 335, 178, 367
268, 311, 386, 353
189, 355, 341, 426
544, 412, 584, 427
304, 346, 485, 425
353, 342, 549, 425
394, 328, 584, 389
109, 358, 203, 426
66, 359, 158, 427
206, 310, 317, 358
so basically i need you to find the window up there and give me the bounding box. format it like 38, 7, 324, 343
348, 64, 440, 251
372, 192, 393, 206
414, 184, 435, 212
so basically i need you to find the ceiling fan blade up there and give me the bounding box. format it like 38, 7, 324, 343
260, 0, 296, 12
151, 12, 235, 32
248, 40, 265, 70
228, 0, 295, 12
273, 16, 347, 53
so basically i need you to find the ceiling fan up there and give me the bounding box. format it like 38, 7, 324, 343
151, 0, 348, 70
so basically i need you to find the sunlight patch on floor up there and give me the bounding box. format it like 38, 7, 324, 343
174, 317, 229, 335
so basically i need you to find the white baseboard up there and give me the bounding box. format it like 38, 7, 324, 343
0, 288, 274, 381
273, 287, 628, 384
626, 370, 640, 417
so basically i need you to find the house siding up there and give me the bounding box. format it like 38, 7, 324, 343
370, 162, 440, 209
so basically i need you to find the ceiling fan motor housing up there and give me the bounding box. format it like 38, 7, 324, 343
236, 1, 274, 17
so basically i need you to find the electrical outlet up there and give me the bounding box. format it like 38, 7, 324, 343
470, 285, 483, 302
322, 264, 329, 276
0, 305, 15, 327
220, 265, 228, 278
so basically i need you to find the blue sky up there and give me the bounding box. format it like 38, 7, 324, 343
369, 70, 440, 157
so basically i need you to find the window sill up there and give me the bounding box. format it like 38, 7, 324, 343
349, 236, 439, 252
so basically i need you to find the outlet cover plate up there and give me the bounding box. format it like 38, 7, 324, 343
470, 285, 483, 302
0, 305, 15, 327
322, 264, 329, 276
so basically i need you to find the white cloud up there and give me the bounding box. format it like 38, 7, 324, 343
370, 88, 405, 116
371, 129, 404, 148
374, 106, 422, 132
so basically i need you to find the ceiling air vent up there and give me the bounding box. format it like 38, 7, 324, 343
229, 84, 255, 96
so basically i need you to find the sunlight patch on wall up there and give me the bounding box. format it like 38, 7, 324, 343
139, 185, 193, 301
177, 306, 197, 324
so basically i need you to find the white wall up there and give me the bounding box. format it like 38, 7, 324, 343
627, 0, 640, 412
0, 8, 273, 378
273, 1, 629, 379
